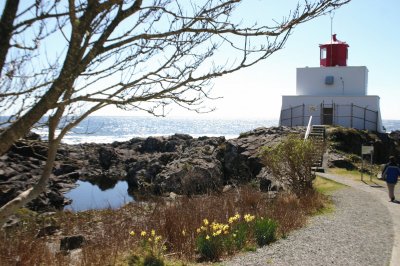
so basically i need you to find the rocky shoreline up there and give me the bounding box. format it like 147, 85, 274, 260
1, 126, 400, 212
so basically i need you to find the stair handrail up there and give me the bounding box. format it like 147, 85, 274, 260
304, 116, 313, 140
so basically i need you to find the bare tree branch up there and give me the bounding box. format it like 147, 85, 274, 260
0, 0, 351, 224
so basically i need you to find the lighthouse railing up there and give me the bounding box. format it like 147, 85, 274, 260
280, 104, 378, 132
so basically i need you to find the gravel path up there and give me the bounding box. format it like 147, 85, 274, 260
223, 186, 393, 266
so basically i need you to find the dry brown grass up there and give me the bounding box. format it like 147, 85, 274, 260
0, 186, 328, 265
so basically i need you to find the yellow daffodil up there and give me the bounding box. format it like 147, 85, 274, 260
203, 219, 209, 226
206, 235, 210, 240
141, 231, 147, 237
196, 228, 201, 233
129, 231, 135, 236
244, 214, 255, 223
151, 229, 156, 236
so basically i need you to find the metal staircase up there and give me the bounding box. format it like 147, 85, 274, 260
308, 125, 326, 172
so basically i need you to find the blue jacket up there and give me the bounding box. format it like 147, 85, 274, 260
382, 163, 400, 184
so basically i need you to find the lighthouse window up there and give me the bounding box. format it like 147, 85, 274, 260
321, 48, 327, 59
325, 75, 334, 85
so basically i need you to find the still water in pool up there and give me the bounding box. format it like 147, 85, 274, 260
64, 180, 134, 212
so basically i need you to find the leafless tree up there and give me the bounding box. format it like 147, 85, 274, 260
0, 0, 350, 224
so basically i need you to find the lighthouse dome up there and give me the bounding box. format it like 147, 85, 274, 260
319, 34, 349, 67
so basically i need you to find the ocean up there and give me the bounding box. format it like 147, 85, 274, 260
2, 116, 400, 144
33, 116, 279, 144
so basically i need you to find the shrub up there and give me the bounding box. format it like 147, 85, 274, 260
127, 230, 166, 266
195, 219, 227, 261
230, 221, 249, 250
143, 254, 165, 266
195, 213, 260, 261
260, 134, 319, 194
254, 218, 277, 246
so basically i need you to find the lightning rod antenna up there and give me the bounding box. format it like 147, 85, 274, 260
330, 11, 335, 66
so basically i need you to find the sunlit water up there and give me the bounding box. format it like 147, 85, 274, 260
32, 116, 279, 144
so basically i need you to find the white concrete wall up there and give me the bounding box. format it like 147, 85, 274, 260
296, 66, 368, 96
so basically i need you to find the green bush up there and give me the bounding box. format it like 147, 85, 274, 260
195, 219, 226, 261
254, 218, 277, 247
196, 233, 222, 261
143, 254, 165, 266
260, 134, 319, 194
126, 253, 165, 266
230, 222, 249, 250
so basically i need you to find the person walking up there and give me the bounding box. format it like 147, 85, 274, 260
382, 156, 400, 202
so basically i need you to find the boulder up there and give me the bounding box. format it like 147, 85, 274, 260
98, 146, 117, 170
36, 225, 61, 238
60, 235, 85, 251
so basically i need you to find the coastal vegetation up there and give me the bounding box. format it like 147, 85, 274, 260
260, 135, 320, 195
0, 183, 332, 265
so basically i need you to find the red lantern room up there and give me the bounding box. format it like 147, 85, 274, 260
319, 34, 349, 67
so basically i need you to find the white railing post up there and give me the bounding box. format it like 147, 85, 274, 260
304, 116, 313, 140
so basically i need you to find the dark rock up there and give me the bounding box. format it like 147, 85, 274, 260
139, 137, 164, 153
10, 141, 47, 159
0, 185, 17, 206
28, 189, 66, 212
171, 133, 193, 141
329, 159, 356, 170
24, 131, 41, 141
60, 235, 85, 251
327, 127, 400, 164
98, 146, 117, 170
53, 164, 79, 176
2, 215, 20, 229
222, 141, 253, 182
36, 225, 61, 238
152, 138, 225, 195
259, 178, 272, 192
257, 168, 284, 192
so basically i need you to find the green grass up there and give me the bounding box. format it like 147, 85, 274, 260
313, 175, 347, 195
312, 175, 346, 215
327, 167, 386, 186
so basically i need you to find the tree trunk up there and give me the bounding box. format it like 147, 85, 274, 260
0, 0, 19, 72
0, 138, 60, 225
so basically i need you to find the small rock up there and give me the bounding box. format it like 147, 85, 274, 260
222, 185, 233, 193
36, 225, 61, 238
60, 235, 85, 251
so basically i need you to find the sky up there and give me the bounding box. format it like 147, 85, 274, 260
2, 1, 399, 120
145, 0, 399, 120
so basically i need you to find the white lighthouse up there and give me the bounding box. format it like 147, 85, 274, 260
279, 34, 384, 132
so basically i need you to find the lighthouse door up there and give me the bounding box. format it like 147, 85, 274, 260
322, 107, 333, 125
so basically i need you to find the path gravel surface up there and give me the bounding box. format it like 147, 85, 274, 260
223, 175, 397, 266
